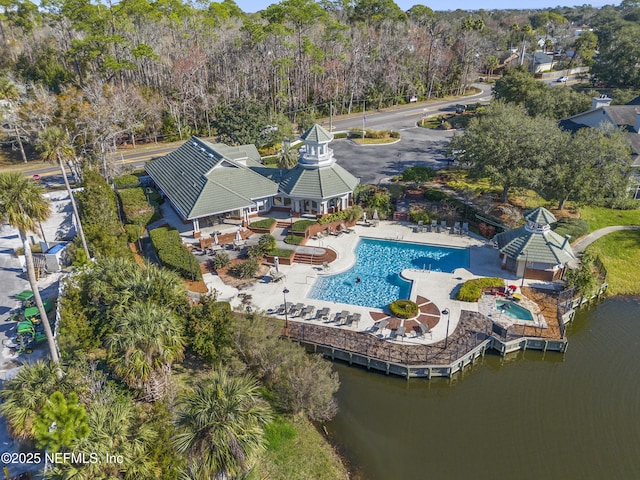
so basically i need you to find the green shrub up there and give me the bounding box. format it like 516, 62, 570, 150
409, 208, 430, 224
423, 188, 448, 201
553, 218, 589, 239
124, 224, 144, 243
603, 197, 640, 210
401, 165, 435, 183
113, 174, 140, 189
389, 130, 400, 138
284, 235, 304, 245
291, 220, 317, 232
318, 206, 363, 225
230, 258, 260, 279
247, 234, 277, 259
209, 252, 230, 270
333, 132, 348, 139
250, 218, 276, 229
389, 300, 419, 319
455, 277, 504, 302
262, 156, 279, 166
348, 129, 365, 139
118, 187, 156, 226
149, 227, 202, 281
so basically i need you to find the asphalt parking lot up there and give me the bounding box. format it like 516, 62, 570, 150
331, 126, 455, 184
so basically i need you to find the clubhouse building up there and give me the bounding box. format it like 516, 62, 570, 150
145, 124, 359, 237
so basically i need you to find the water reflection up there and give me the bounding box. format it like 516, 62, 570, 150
328, 297, 640, 480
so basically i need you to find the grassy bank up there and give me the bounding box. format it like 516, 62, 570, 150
252, 414, 349, 480
585, 229, 640, 296
579, 206, 640, 232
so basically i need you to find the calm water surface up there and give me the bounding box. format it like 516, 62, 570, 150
328, 297, 640, 480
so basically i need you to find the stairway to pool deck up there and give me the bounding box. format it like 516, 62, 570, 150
276, 220, 293, 229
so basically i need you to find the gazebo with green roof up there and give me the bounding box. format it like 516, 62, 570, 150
275, 124, 359, 216
494, 207, 576, 282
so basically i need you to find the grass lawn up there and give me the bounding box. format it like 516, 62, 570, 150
585, 230, 640, 296
579, 206, 640, 232
250, 217, 276, 229
251, 414, 348, 480
269, 247, 295, 258
291, 219, 317, 232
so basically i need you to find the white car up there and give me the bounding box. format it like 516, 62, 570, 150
557, 76, 569, 82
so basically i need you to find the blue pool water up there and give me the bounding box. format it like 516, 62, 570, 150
308, 238, 469, 309
495, 299, 534, 321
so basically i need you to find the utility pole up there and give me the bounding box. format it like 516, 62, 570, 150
329, 102, 333, 132
362, 100, 366, 139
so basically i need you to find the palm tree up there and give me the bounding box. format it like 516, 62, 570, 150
106, 301, 185, 397
56, 393, 162, 479
0, 173, 59, 365
174, 368, 272, 478
0, 360, 65, 440
37, 126, 90, 259
277, 140, 298, 169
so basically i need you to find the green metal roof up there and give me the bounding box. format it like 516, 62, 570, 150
300, 124, 333, 143
278, 163, 359, 199
145, 137, 278, 219
523, 207, 557, 226
495, 227, 575, 265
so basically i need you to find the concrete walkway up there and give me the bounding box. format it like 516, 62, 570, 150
571, 225, 640, 255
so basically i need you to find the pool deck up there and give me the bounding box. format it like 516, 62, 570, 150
206, 219, 542, 347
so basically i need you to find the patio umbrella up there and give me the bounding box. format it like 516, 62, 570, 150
372, 209, 379, 221
363, 211, 367, 222
243, 209, 249, 225
274, 256, 279, 272
235, 229, 242, 242
213, 233, 219, 245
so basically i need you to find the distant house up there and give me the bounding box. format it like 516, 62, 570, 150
145, 124, 359, 236
494, 207, 575, 282
560, 95, 640, 198
524, 51, 555, 73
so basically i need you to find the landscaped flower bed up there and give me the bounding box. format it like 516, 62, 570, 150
389, 299, 419, 319
249, 217, 277, 233
456, 277, 504, 302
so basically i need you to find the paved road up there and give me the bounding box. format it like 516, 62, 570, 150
109, 83, 492, 174
7, 84, 492, 187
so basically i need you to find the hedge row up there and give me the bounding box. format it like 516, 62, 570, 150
348, 129, 399, 139
119, 187, 156, 226
317, 206, 363, 225
113, 174, 140, 188
455, 277, 504, 302
149, 227, 202, 281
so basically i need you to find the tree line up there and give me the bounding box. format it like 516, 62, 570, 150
1, 0, 637, 172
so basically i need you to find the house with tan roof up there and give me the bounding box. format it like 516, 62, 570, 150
145, 124, 359, 237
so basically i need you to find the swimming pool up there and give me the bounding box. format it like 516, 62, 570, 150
308, 238, 469, 309
495, 299, 534, 321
